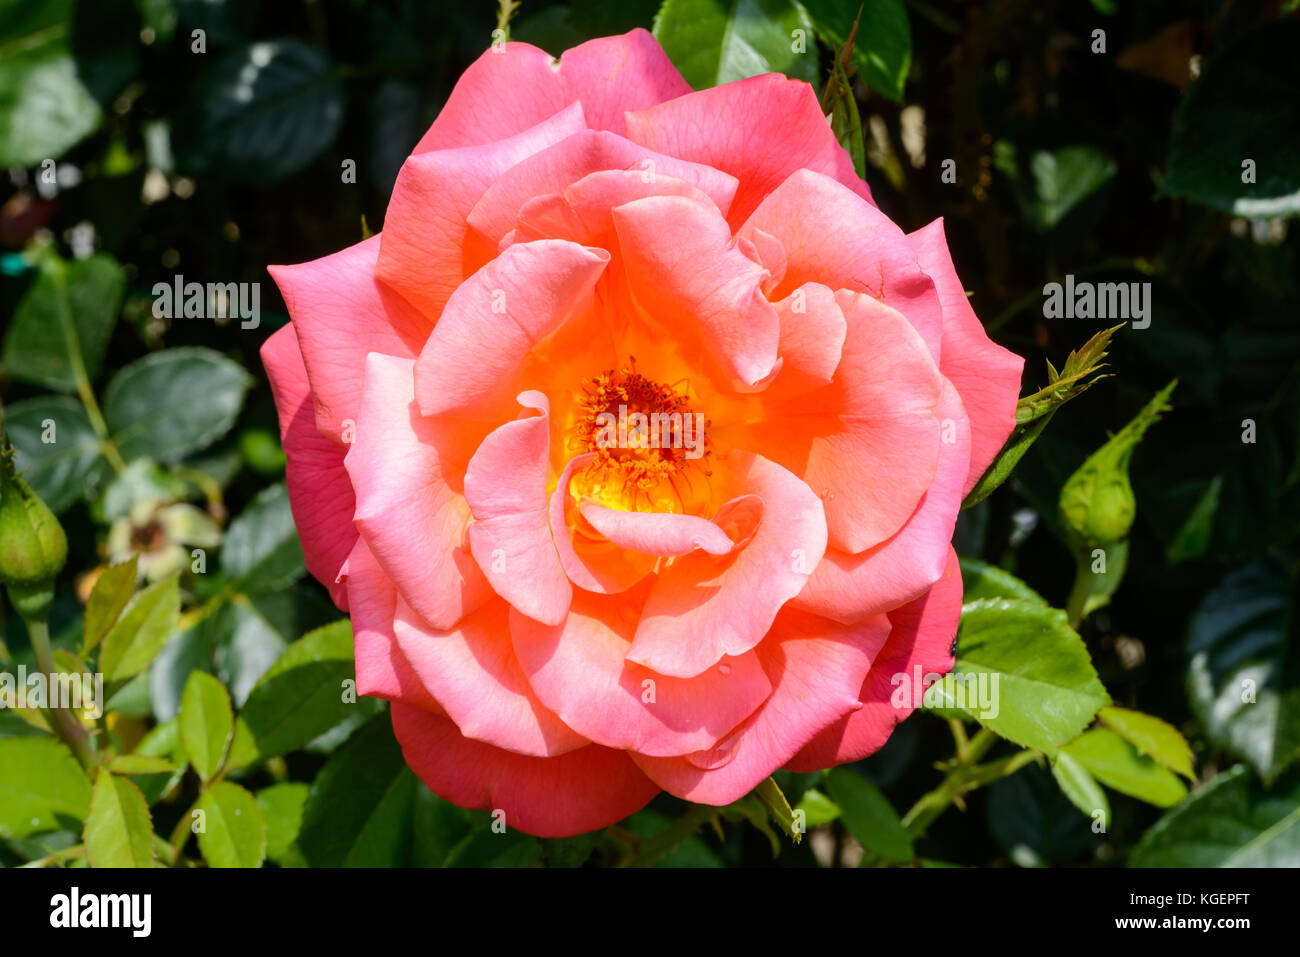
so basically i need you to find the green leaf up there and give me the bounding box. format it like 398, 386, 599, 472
0, 737, 92, 838
652, 0, 818, 90
1187, 561, 1299, 783
1025, 146, 1116, 232
175, 39, 344, 184
298, 714, 420, 867
84, 772, 155, 867
803, 0, 911, 101
0, 0, 102, 165
178, 671, 233, 784
754, 776, 801, 842
227, 620, 358, 768
958, 558, 1048, 606
3, 396, 112, 513
1050, 750, 1110, 828
220, 482, 305, 592
444, 826, 544, 868
257, 782, 309, 863
98, 574, 180, 683
83, 556, 138, 655
987, 763, 1098, 866
794, 787, 841, 827
1164, 20, 1300, 217
824, 766, 912, 862
130, 718, 187, 806
2, 255, 125, 392
90, 459, 191, 524
1098, 706, 1195, 780
1131, 764, 1300, 867
926, 599, 1110, 754
104, 347, 253, 463
196, 781, 267, 868
105, 754, 177, 775
1061, 728, 1187, 808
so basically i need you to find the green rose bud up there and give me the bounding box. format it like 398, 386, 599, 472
0, 443, 68, 620
1059, 380, 1176, 551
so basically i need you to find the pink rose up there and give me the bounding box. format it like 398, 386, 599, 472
262, 29, 1023, 836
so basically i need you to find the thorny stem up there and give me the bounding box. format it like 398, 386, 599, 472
900, 728, 1038, 840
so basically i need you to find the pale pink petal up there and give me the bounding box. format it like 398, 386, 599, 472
464, 391, 571, 625
393, 597, 587, 757
627, 453, 827, 678
613, 195, 780, 388
345, 353, 490, 630
794, 380, 970, 620
377, 103, 588, 323
579, 503, 733, 556
632, 609, 890, 804
770, 282, 846, 394
786, 548, 962, 771
392, 703, 660, 838
414, 29, 691, 153
260, 325, 354, 610
908, 219, 1024, 497
345, 537, 443, 713
624, 73, 871, 226
739, 169, 944, 359
268, 235, 430, 442
549, 453, 657, 594
510, 591, 772, 757
466, 129, 738, 248
413, 240, 609, 421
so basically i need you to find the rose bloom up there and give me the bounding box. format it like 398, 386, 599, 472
263, 30, 1023, 836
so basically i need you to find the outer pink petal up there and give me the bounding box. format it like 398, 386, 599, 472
413, 240, 609, 421
261, 325, 354, 610
549, 453, 657, 594
467, 129, 738, 248
393, 597, 587, 758
627, 453, 827, 678
794, 379, 970, 621
739, 169, 944, 360
785, 548, 963, 771
908, 219, 1024, 497
631, 609, 891, 804
464, 391, 571, 626
414, 29, 691, 153
613, 195, 780, 388
510, 592, 772, 757
377, 103, 588, 323
392, 703, 660, 838
624, 73, 871, 226
345, 537, 443, 713
268, 235, 430, 443
345, 353, 490, 630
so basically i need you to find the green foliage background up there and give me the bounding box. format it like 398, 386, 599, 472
0, 0, 1297, 868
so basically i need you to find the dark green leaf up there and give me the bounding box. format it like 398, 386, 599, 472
803, 0, 911, 101
220, 482, 305, 592
824, 766, 912, 862
175, 39, 344, 183
1131, 764, 1300, 867
3, 396, 111, 513
298, 714, 419, 867
653, 0, 818, 90
1164, 20, 1300, 217
1187, 561, 1299, 783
